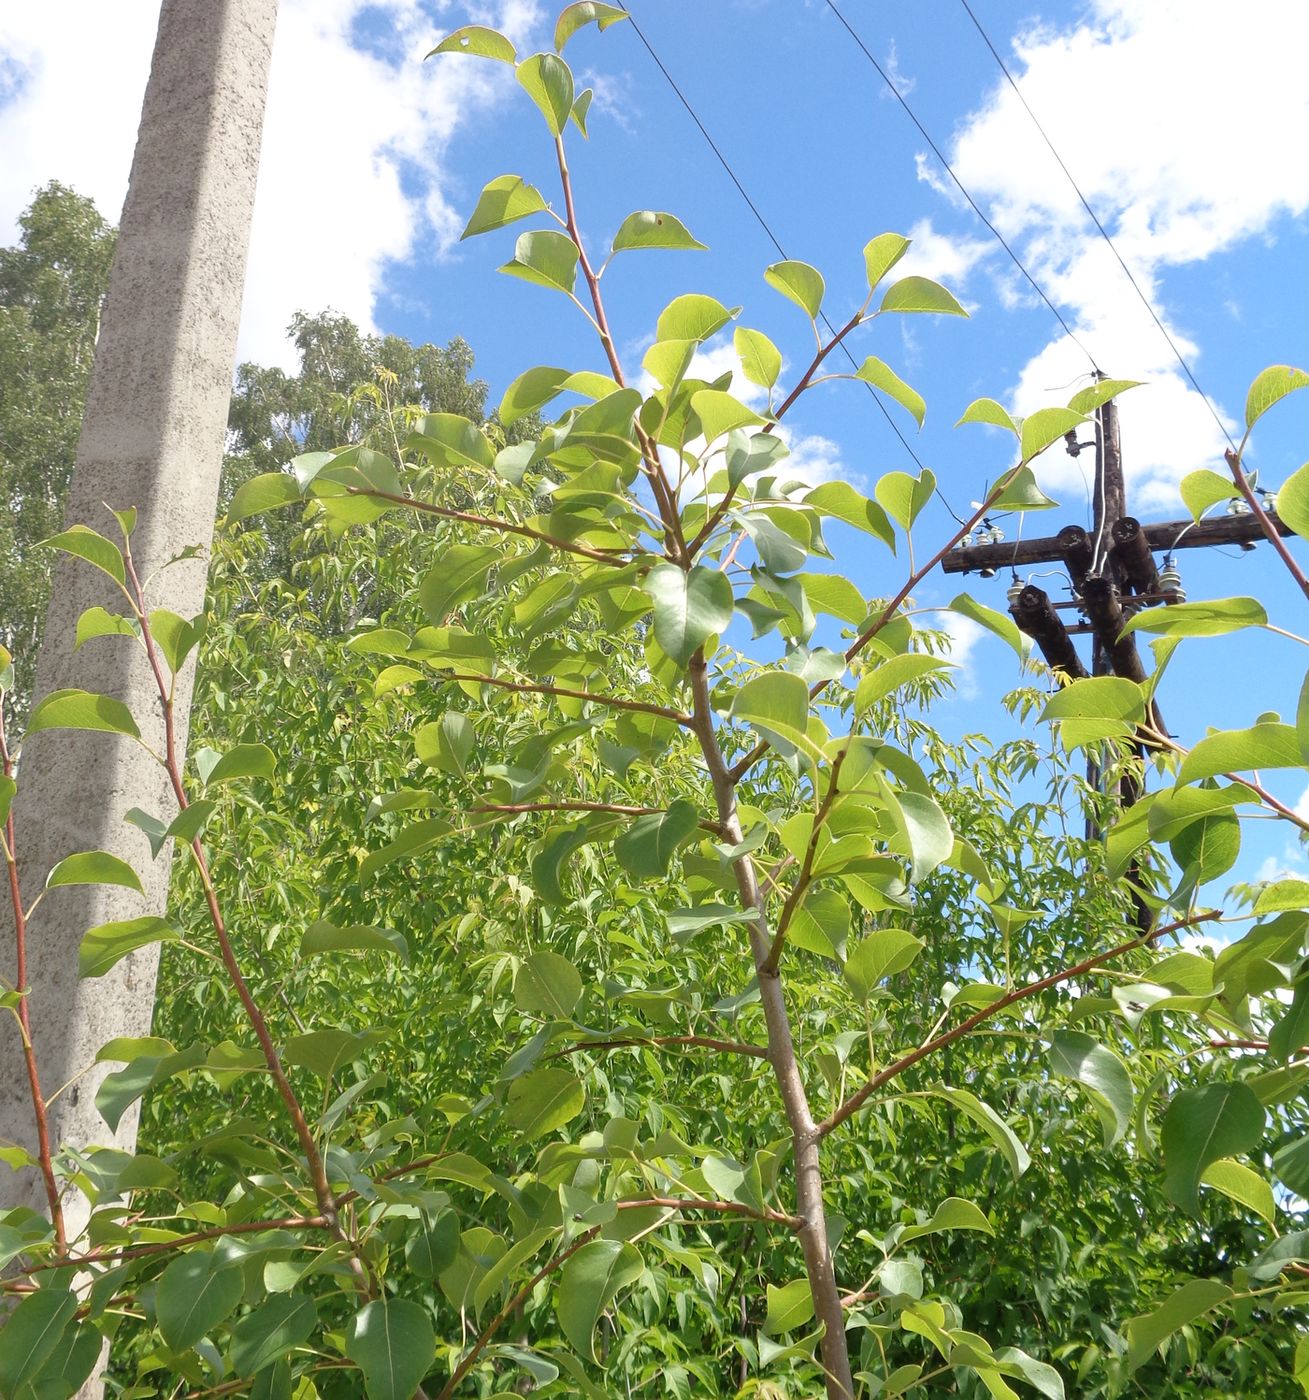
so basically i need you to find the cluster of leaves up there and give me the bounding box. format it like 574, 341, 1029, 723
3, 7, 1309, 1399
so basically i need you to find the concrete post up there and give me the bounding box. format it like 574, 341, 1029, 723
0, 0, 279, 1253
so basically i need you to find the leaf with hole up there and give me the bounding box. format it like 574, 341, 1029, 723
611, 210, 706, 253
427, 25, 516, 62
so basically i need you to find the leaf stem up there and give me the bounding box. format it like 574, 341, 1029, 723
1225, 447, 1309, 600
442, 672, 692, 725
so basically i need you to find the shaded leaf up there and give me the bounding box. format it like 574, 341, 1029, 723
557, 1240, 642, 1361
461, 174, 549, 239
46, 850, 142, 895
1161, 1081, 1265, 1213
344, 1298, 436, 1400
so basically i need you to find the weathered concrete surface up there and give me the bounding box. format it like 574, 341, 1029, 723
0, 0, 279, 1273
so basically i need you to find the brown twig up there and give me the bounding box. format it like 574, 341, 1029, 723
0, 712, 66, 1255
469, 801, 723, 836
817, 911, 1221, 1138
552, 1034, 768, 1060
345, 486, 635, 567
123, 543, 341, 1235
441, 672, 692, 725
1226, 447, 1309, 600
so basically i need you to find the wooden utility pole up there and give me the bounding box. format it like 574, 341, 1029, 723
0, 0, 279, 1345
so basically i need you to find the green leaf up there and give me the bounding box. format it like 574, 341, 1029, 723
854, 356, 926, 428
516, 52, 575, 134
930, 1086, 1031, 1179
732, 671, 812, 754
989, 464, 1058, 511
1180, 468, 1239, 520
844, 929, 924, 1002
614, 799, 700, 878
461, 174, 549, 239
879, 275, 967, 317
507, 1066, 585, 1138
1067, 378, 1142, 414
1245, 364, 1309, 431
0, 1287, 77, 1395
1020, 408, 1086, 463
655, 293, 737, 342
898, 1197, 994, 1244
889, 790, 953, 884
229, 1294, 318, 1378
690, 389, 766, 442
300, 921, 408, 961
1254, 877, 1309, 914
570, 87, 594, 136
283, 1029, 382, 1079
228, 471, 302, 522
157, 1251, 245, 1350
555, 2, 629, 51
499, 366, 570, 425
415, 713, 474, 777
405, 413, 497, 472
46, 850, 142, 895
557, 1239, 642, 1361
198, 743, 276, 787
875, 469, 936, 532
948, 594, 1026, 659
763, 1278, 814, 1335
1270, 984, 1309, 1061
427, 25, 516, 62
804, 481, 895, 551
863, 232, 910, 292
404, 1210, 460, 1280
1170, 809, 1240, 885
1126, 1279, 1232, 1373
734, 327, 782, 389
642, 562, 733, 665
0, 776, 14, 827
611, 211, 706, 253
1162, 1081, 1265, 1213
1040, 676, 1145, 724
344, 1298, 436, 1400
1277, 460, 1309, 542
41, 524, 125, 584
419, 544, 497, 624
79, 917, 178, 978
854, 654, 952, 715
956, 397, 1018, 435
726, 428, 789, 487
1275, 1137, 1309, 1196
73, 606, 137, 650
514, 950, 583, 1018
499, 229, 579, 294
26, 688, 140, 739
149, 608, 206, 674
1122, 596, 1266, 638
1199, 1158, 1276, 1224
1048, 1030, 1132, 1148
764, 260, 825, 319
1179, 722, 1300, 783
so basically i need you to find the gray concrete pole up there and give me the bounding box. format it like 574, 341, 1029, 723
0, 0, 278, 1255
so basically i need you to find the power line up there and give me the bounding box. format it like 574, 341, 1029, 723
955, 0, 1236, 451
624, 9, 967, 524
823, 0, 1100, 374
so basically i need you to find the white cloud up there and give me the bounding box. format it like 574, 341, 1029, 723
938, 611, 985, 699
0, 1, 544, 370
893, 218, 992, 288
935, 0, 1309, 512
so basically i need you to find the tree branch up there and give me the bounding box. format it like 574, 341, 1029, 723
816, 911, 1221, 1138
552, 1033, 768, 1060
1226, 448, 1309, 600
442, 673, 692, 725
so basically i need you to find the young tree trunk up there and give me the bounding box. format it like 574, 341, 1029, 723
0, 0, 278, 1380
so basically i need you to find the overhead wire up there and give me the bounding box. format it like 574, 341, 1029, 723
823, 0, 1101, 374
624, 9, 969, 526
955, 0, 1237, 452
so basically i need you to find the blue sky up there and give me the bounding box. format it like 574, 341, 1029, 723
4, 0, 1309, 888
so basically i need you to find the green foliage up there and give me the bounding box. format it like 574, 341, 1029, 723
2, 14, 1308, 1400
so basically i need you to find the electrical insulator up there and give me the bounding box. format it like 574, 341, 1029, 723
1006, 578, 1025, 606
1226, 497, 1250, 516
1159, 557, 1185, 602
